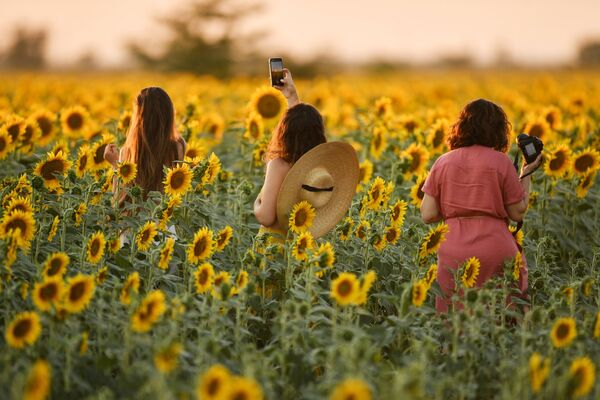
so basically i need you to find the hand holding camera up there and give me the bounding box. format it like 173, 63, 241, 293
517, 133, 544, 179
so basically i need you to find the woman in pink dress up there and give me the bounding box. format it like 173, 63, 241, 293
420, 99, 542, 312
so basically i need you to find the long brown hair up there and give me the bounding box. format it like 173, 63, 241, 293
447, 98, 511, 152
123, 87, 182, 192
266, 103, 326, 164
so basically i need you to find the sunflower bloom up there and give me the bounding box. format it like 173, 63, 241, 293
42, 252, 69, 279
154, 342, 183, 374
158, 238, 175, 270
243, 111, 264, 143
419, 223, 449, 259
164, 163, 193, 198
357, 159, 373, 191
569, 357, 596, 399
63, 274, 96, 313
369, 125, 387, 160
390, 199, 408, 227
338, 217, 354, 241
236, 270, 249, 290
576, 170, 597, 198
424, 264, 438, 288
215, 226, 233, 252
201, 152, 222, 185
5, 311, 42, 349
403, 143, 430, 178
117, 161, 137, 184
543, 144, 571, 178
355, 270, 377, 305
330, 378, 372, 400
22, 359, 51, 400
410, 174, 428, 207
571, 147, 600, 176
461, 257, 481, 288
220, 376, 264, 400
47, 216, 60, 242
86, 231, 106, 264
0, 126, 14, 160
289, 201, 316, 234
120, 272, 140, 305
249, 86, 286, 119
331, 272, 360, 306
550, 317, 577, 348
194, 263, 215, 294
136, 221, 158, 251
187, 227, 215, 264
0, 210, 36, 249
292, 231, 315, 262
60, 106, 88, 136
32, 278, 63, 312
197, 364, 231, 400
34, 151, 72, 191
529, 352, 550, 394
131, 290, 167, 333
412, 281, 428, 307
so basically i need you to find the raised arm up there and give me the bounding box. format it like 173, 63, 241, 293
273, 68, 300, 108
253, 158, 291, 227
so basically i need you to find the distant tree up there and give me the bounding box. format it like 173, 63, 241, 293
127, 0, 263, 77
1, 27, 47, 70
578, 41, 600, 67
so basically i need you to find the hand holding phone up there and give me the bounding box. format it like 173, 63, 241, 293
269, 58, 299, 107
269, 58, 284, 87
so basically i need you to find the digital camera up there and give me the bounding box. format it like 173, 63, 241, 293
517, 133, 544, 164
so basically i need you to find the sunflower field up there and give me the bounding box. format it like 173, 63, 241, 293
0, 71, 599, 400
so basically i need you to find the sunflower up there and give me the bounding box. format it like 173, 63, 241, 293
529, 352, 550, 394
120, 272, 140, 305
164, 163, 193, 198
593, 312, 600, 338
18, 119, 40, 153
131, 290, 167, 333
95, 266, 108, 285
42, 252, 69, 279
194, 262, 215, 294
412, 281, 428, 307
403, 143, 430, 178
79, 331, 88, 354
201, 152, 222, 185
365, 177, 391, 211
576, 170, 597, 198
372, 234, 387, 252
357, 159, 373, 192
390, 199, 408, 227
108, 237, 122, 254
338, 217, 354, 241
154, 342, 183, 374
384, 225, 401, 245
289, 201, 316, 234
236, 270, 249, 291
158, 196, 182, 230
32, 109, 56, 146
249, 86, 286, 119
5, 311, 41, 348
200, 112, 225, 142
369, 125, 387, 160
4, 114, 24, 143
0, 126, 14, 160
197, 364, 231, 400
582, 278, 594, 297
419, 223, 449, 259
135, 221, 158, 251
424, 264, 438, 288
509, 225, 524, 247
118, 111, 132, 132
543, 106, 562, 129
374, 96, 393, 120
543, 144, 571, 178
220, 376, 264, 400
410, 174, 427, 207
569, 357, 596, 399
60, 106, 88, 136
0, 210, 36, 249
355, 220, 370, 241
329, 378, 372, 400
185, 139, 208, 161
212, 271, 232, 299
215, 226, 233, 252
571, 147, 600, 176
461, 257, 480, 288
523, 117, 553, 142
563, 287, 574, 304
32, 278, 63, 312
117, 161, 137, 184
354, 270, 377, 305
314, 242, 335, 270
243, 111, 264, 143
63, 274, 96, 313
74, 203, 87, 227
22, 359, 51, 400
513, 251, 523, 281
5, 196, 33, 215
90, 137, 113, 171
292, 231, 315, 262
550, 317, 577, 348
158, 238, 175, 270
428, 118, 449, 153
34, 151, 72, 190
187, 227, 215, 264
86, 231, 106, 264
330, 272, 359, 306
50, 141, 68, 158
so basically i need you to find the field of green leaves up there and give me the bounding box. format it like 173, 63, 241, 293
0, 71, 599, 399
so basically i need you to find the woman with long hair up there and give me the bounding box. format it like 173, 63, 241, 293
104, 86, 186, 201
420, 98, 542, 312
253, 69, 327, 228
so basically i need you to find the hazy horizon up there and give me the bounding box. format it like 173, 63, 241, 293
1, 0, 600, 67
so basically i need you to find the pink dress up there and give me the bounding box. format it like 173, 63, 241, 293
422, 145, 527, 312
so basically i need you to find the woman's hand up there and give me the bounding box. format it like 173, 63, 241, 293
104, 144, 119, 168
274, 68, 300, 107
520, 153, 543, 178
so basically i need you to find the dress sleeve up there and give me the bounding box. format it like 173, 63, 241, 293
422, 157, 441, 198
502, 157, 525, 205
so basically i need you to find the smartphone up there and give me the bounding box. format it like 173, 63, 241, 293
269, 57, 284, 87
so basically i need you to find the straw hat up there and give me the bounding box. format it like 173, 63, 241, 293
276, 142, 359, 238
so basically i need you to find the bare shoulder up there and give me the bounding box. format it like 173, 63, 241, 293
266, 158, 292, 174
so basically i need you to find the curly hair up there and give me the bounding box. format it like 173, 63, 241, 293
447, 99, 511, 152
266, 103, 326, 164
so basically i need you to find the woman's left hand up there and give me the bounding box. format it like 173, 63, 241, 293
521, 153, 543, 177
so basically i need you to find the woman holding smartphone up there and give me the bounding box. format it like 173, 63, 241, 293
253, 69, 327, 228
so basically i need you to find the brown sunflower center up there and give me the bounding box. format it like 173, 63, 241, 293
13, 318, 32, 338
120, 164, 132, 177
294, 209, 307, 227
0, 137, 7, 152
574, 155, 594, 172
140, 229, 150, 243
69, 281, 87, 302
214, 276, 224, 286
465, 265, 475, 282
194, 237, 208, 256
40, 159, 66, 180
386, 228, 397, 242
337, 280, 352, 297
21, 125, 34, 144
67, 113, 84, 130
198, 269, 209, 285
426, 231, 441, 250
139, 301, 157, 321
170, 171, 185, 190
373, 133, 382, 150
556, 323, 570, 340
40, 282, 58, 300
207, 377, 221, 396
94, 144, 107, 164
7, 123, 21, 141
432, 129, 444, 148
405, 120, 416, 132
549, 151, 566, 171
232, 391, 249, 400
528, 124, 545, 138
78, 154, 88, 171
417, 181, 425, 200
217, 233, 227, 247
6, 217, 28, 234
409, 151, 421, 171
186, 148, 199, 159
90, 239, 101, 256
37, 116, 53, 136
48, 258, 63, 276
257, 94, 281, 119
414, 286, 423, 300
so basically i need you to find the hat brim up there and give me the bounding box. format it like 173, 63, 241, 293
276, 142, 359, 238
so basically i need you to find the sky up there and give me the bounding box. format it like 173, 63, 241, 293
1, 0, 600, 67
